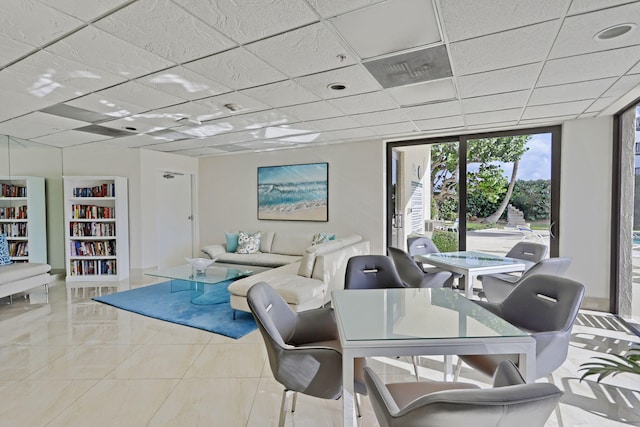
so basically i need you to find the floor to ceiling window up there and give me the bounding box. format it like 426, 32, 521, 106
387, 127, 560, 258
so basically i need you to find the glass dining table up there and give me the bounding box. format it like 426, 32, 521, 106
332, 287, 535, 427
416, 250, 529, 299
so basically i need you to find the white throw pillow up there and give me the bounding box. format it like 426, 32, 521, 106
297, 251, 317, 278
236, 231, 262, 254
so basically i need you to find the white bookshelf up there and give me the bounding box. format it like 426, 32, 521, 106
0, 176, 47, 263
63, 176, 129, 282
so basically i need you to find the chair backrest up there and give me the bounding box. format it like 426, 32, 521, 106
500, 274, 585, 378
518, 257, 572, 283
406, 236, 440, 257
344, 255, 405, 290
505, 241, 548, 264
363, 361, 563, 427
247, 282, 343, 399
388, 246, 451, 288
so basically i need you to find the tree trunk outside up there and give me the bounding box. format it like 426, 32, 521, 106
482, 160, 520, 224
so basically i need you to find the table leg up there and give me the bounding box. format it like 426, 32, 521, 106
519, 346, 537, 383
444, 355, 453, 381
342, 350, 356, 427
465, 275, 474, 299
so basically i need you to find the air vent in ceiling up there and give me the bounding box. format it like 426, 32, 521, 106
75, 125, 135, 137
363, 45, 453, 89
40, 104, 112, 123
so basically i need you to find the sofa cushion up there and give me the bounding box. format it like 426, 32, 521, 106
260, 231, 275, 253
225, 232, 239, 252
229, 272, 325, 305
215, 252, 300, 267
297, 252, 316, 278
0, 262, 51, 285
0, 234, 12, 266
336, 234, 363, 247
306, 239, 342, 255
237, 231, 261, 254
270, 232, 313, 256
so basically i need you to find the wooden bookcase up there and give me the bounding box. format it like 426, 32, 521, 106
63, 176, 129, 282
0, 176, 47, 263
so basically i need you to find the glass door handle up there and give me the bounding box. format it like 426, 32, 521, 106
549, 222, 556, 239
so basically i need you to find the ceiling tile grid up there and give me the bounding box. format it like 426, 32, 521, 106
0, 0, 638, 156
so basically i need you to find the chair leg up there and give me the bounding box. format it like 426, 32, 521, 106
453, 357, 463, 382
278, 389, 292, 427
291, 391, 298, 413
412, 356, 420, 381
547, 374, 564, 427
355, 393, 362, 418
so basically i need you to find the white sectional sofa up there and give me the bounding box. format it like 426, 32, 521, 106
228, 234, 369, 313
0, 262, 51, 300
201, 231, 369, 313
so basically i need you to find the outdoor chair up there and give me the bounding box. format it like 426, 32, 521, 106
456, 274, 585, 382
481, 257, 572, 303
387, 246, 453, 288
364, 360, 563, 427
517, 225, 545, 242
247, 281, 367, 426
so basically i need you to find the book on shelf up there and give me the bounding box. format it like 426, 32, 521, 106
1, 184, 27, 197
73, 183, 116, 198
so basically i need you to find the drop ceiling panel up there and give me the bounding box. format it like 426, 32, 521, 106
95, 0, 235, 63
305, 0, 385, 19
93, 81, 186, 111
203, 130, 257, 146
99, 116, 175, 134
550, 2, 640, 59
465, 108, 522, 126
328, 91, 398, 115
530, 78, 616, 105
461, 90, 529, 114
369, 122, 417, 136
305, 116, 361, 131
150, 102, 228, 123
295, 65, 381, 99
330, 0, 441, 59
401, 100, 461, 120
602, 74, 640, 98
137, 66, 231, 101
387, 79, 456, 106
414, 115, 465, 131
173, 0, 318, 45
37, 0, 131, 22
10, 51, 127, 93
439, 0, 568, 42
585, 97, 616, 113
0, 34, 33, 67
450, 21, 557, 76
0, 68, 83, 106
351, 109, 409, 126
31, 129, 112, 147
567, 0, 637, 16
240, 80, 321, 108
280, 101, 345, 121
196, 92, 271, 116
46, 26, 174, 79
184, 48, 287, 91
456, 63, 540, 97
0, 0, 82, 47
0, 88, 56, 122
522, 100, 594, 120
106, 133, 174, 148
66, 93, 146, 118
538, 45, 640, 86
313, 127, 375, 142
628, 62, 640, 74
246, 23, 356, 78
0, 111, 87, 139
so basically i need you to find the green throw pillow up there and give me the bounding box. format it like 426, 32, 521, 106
225, 232, 239, 252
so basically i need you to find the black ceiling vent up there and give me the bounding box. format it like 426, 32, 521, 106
75, 125, 136, 137
363, 45, 453, 89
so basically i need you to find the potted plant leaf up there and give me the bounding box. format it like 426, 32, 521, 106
578, 346, 640, 382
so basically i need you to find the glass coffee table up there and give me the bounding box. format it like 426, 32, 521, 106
145, 264, 252, 305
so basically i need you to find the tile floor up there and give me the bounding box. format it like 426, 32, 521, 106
0, 276, 639, 427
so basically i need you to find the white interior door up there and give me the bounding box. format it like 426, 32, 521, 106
156, 172, 193, 268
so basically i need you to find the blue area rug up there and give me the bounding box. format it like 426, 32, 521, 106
93, 280, 257, 339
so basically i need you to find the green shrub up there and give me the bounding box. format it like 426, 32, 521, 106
432, 230, 458, 252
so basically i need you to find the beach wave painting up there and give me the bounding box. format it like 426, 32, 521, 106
258, 162, 328, 221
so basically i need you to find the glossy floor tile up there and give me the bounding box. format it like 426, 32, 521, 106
0, 278, 638, 426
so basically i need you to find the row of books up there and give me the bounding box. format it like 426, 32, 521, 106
72, 183, 115, 198
1, 184, 27, 198
70, 222, 116, 237
69, 260, 117, 276
0, 206, 27, 219
0, 222, 28, 237
8, 241, 28, 257
69, 240, 116, 257
70, 204, 115, 219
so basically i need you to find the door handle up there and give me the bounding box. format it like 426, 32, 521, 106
549, 222, 556, 239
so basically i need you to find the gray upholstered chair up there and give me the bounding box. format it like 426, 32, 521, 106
504, 241, 548, 269
387, 246, 453, 288
364, 360, 563, 427
247, 282, 366, 426
406, 236, 461, 286
481, 257, 572, 303
344, 255, 406, 290
458, 274, 585, 381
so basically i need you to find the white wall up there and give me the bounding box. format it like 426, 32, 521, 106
139, 149, 198, 269
560, 116, 613, 309
198, 140, 386, 254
